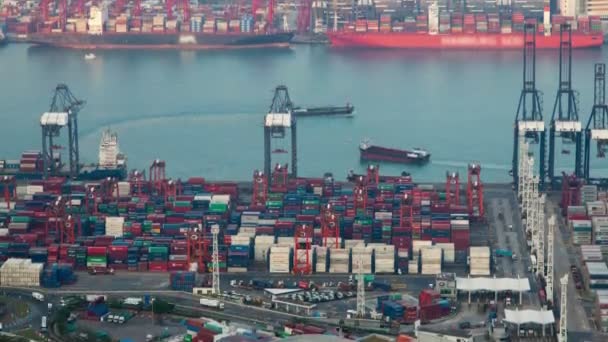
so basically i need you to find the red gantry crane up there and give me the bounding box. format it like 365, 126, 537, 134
445, 171, 460, 206
252, 170, 268, 207
293, 223, 313, 274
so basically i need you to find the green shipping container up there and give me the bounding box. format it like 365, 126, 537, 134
174, 201, 192, 207
204, 322, 223, 334
11, 216, 31, 223
87, 256, 107, 263
183, 335, 192, 342
148, 247, 168, 254
364, 274, 375, 282
207, 262, 226, 268
209, 203, 228, 212
86, 261, 107, 267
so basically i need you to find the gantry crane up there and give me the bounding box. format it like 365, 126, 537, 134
1, 176, 16, 210
356, 253, 365, 318
293, 223, 313, 275
264, 86, 297, 184
467, 164, 484, 220
149, 159, 166, 195
584, 63, 608, 185
322, 203, 340, 248
186, 224, 208, 273
366, 165, 379, 185
129, 170, 147, 196
41, 84, 85, 179
549, 24, 583, 188
252, 170, 268, 207
513, 23, 546, 190
558, 274, 568, 342
271, 163, 289, 192
211, 224, 221, 295
546, 215, 555, 307
446, 171, 460, 206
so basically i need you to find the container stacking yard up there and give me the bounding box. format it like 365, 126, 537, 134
0, 162, 484, 286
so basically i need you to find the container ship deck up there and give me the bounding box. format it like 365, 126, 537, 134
25, 31, 295, 50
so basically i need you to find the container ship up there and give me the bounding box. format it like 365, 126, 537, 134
327, 5, 603, 49
0, 129, 126, 181
3, 1, 293, 50
359, 140, 431, 164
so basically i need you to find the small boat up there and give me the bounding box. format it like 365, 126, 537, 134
292, 103, 354, 117
359, 140, 430, 164
84, 53, 96, 60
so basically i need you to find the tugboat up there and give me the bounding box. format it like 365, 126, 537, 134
359, 140, 430, 164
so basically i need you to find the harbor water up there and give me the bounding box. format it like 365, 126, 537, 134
0, 43, 607, 182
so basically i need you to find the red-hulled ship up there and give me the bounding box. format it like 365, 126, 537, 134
328, 31, 603, 49
359, 140, 430, 164
328, 5, 603, 49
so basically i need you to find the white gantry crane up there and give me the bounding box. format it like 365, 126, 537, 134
546, 215, 556, 305
518, 134, 530, 200
356, 253, 365, 318
535, 194, 546, 277
559, 274, 568, 342
211, 224, 221, 296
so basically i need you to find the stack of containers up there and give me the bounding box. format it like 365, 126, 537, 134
372, 244, 395, 274
501, 13, 512, 33
450, 219, 470, 251
191, 16, 203, 32
240, 14, 253, 33
86, 246, 107, 269
353, 218, 372, 242
0, 258, 43, 286
567, 206, 587, 222
19, 151, 42, 172
29, 247, 48, 263
420, 246, 442, 275
430, 208, 450, 244
588, 201, 607, 216
329, 248, 349, 273
367, 19, 379, 32
469, 247, 491, 276
450, 12, 463, 33
170, 271, 196, 292
587, 262, 608, 290
591, 16, 602, 32
582, 185, 599, 204
435, 243, 455, 263
254, 235, 275, 262
105, 217, 124, 237
581, 245, 604, 262
439, 12, 450, 33
228, 235, 251, 272
315, 246, 328, 273
571, 220, 593, 245
463, 14, 475, 33
355, 19, 367, 32
512, 12, 525, 32
203, 17, 216, 33
379, 14, 391, 32
351, 246, 373, 273
169, 240, 188, 271
416, 15, 427, 32
268, 246, 291, 273
420, 199, 431, 240
593, 217, 608, 245
488, 13, 500, 33
596, 290, 608, 332
475, 13, 487, 32
148, 246, 168, 272
108, 244, 128, 270
127, 245, 140, 271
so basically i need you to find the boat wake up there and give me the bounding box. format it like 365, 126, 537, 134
81, 111, 255, 139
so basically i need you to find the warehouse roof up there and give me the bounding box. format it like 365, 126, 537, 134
503, 309, 555, 325
456, 277, 530, 292
264, 288, 302, 295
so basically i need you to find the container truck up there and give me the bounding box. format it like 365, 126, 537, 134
200, 298, 224, 310
40, 316, 47, 332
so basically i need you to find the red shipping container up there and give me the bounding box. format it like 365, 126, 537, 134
148, 261, 167, 272
168, 261, 188, 271
419, 289, 440, 306
87, 246, 107, 256
419, 303, 442, 322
